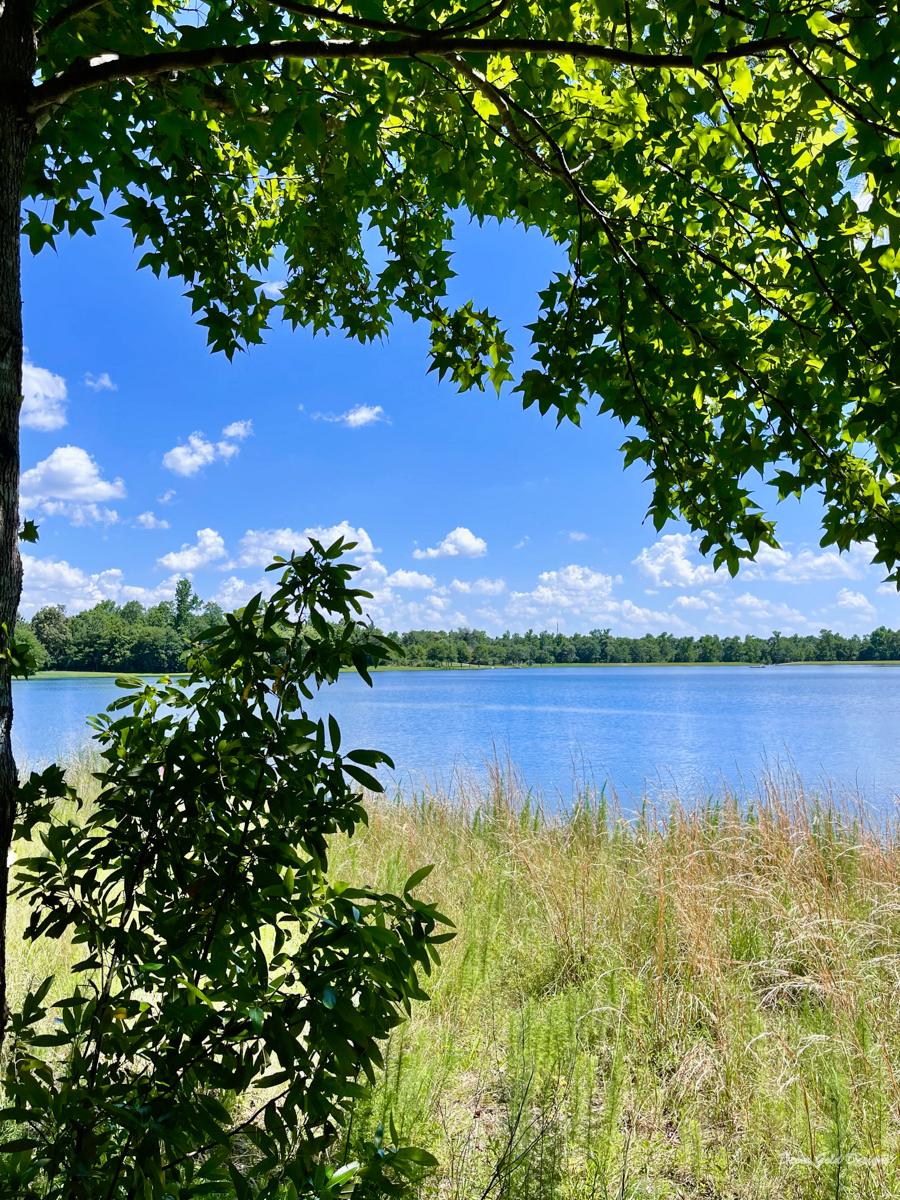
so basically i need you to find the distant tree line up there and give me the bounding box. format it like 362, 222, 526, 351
17, 594, 900, 673
381, 626, 900, 666
18, 580, 223, 673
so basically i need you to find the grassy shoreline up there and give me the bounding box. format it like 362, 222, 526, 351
10, 757, 900, 1198
328, 770, 900, 1199
20, 659, 900, 681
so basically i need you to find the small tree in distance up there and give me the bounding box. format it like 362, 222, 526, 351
174, 577, 203, 632
29, 605, 69, 667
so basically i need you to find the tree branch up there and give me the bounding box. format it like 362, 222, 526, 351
439, 0, 514, 35
39, 0, 108, 40
785, 45, 900, 138
26, 31, 800, 114
267, 0, 427, 37
455, 61, 879, 515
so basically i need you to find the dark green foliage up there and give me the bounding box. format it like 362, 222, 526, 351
384, 625, 900, 666
9, 624, 47, 673
29, 605, 70, 667
174, 579, 203, 632
25, 585, 224, 672
0, 541, 448, 1198
28, 611, 900, 672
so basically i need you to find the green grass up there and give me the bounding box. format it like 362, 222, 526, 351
326, 763, 900, 1200
25, 663, 900, 680
9, 752, 900, 1198
25, 671, 189, 680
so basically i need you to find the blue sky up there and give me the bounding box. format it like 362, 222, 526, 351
17, 214, 900, 636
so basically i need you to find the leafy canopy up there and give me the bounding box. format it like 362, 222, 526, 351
22, 0, 900, 576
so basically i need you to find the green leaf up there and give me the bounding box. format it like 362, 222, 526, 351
343, 764, 383, 792
0, 1137, 37, 1154
403, 864, 435, 894
392, 1147, 439, 1167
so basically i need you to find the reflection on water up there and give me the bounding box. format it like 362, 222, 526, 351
12, 664, 900, 806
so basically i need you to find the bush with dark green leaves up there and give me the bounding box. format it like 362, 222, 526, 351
0, 540, 448, 1198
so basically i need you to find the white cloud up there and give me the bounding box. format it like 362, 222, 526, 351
158, 490, 176, 504
377, 598, 470, 629
162, 422, 252, 476
633, 534, 718, 589
261, 280, 286, 298
385, 569, 436, 589
162, 433, 216, 476
118, 576, 181, 606
20, 447, 126, 516
21, 553, 124, 615
508, 564, 614, 614
305, 522, 378, 556
135, 511, 170, 530
157, 528, 226, 572
311, 404, 390, 428
21, 356, 68, 430
567, 531, 589, 542
41, 501, 119, 526
84, 372, 116, 392
20, 556, 187, 616
731, 592, 814, 628
234, 522, 377, 569
514, 537, 529, 549
449, 578, 506, 596
672, 595, 709, 610
507, 564, 683, 634
222, 420, 253, 441
836, 588, 876, 616
425, 594, 452, 612
744, 542, 871, 583
413, 527, 487, 560
877, 583, 899, 596
211, 575, 277, 609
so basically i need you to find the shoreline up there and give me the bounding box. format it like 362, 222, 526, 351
18, 658, 900, 681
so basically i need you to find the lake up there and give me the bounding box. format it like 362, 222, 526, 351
11, 664, 900, 807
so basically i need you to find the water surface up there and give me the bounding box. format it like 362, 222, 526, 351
12, 664, 900, 805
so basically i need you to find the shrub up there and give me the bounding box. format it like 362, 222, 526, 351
0, 540, 449, 1198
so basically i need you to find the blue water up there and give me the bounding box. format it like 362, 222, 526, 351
11, 665, 900, 805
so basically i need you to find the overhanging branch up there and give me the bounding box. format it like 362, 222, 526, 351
26, 31, 800, 114
39, 0, 108, 40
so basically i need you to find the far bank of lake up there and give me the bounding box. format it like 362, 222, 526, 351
12, 663, 900, 805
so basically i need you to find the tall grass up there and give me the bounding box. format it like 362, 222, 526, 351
7, 747, 102, 1022
329, 760, 900, 1200
10, 749, 900, 1198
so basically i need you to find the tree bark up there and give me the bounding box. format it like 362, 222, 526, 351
0, 0, 34, 1048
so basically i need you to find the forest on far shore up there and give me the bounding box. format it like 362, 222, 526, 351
16, 583, 900, 672
386, 625, 900, 665
18, 581, 223, 673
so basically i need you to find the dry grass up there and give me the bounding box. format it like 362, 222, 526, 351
328, 759, 900, 1200
9, 748, 900, 1198
7, 748, 103, 1021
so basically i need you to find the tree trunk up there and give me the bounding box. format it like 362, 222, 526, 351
0, 0, 34, 1049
